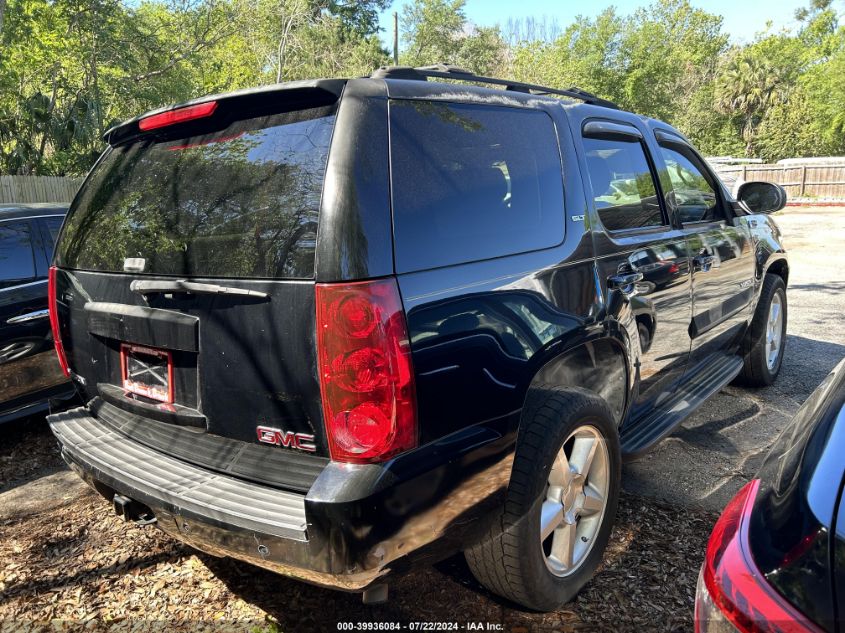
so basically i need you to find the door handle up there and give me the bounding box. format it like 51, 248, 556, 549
608, 272, 643, 293
7, 309, 49, 324
693, 255, 716, 272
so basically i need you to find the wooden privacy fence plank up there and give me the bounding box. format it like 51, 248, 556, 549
712, 163, 845, 201
0, 176, 83, 204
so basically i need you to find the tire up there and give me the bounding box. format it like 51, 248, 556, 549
735, 274, 787, 387
637, 320, 652, 353
464, 387, 621, 611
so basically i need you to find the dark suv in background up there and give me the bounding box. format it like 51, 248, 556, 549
0, 204, 73, 424
48, 65, 789, 611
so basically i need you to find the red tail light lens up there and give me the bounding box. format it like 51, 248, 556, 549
47, 266, 70, 378
316, 279, 417, 463
695, 479, 823, 633
139, 101, 218, 131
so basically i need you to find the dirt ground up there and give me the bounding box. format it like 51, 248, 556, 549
0, 427, 714, 632
0, 206, 842, 631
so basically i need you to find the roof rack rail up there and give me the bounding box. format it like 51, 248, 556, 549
371, 64, 619, 110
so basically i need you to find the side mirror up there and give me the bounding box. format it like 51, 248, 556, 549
736, 181, 787, 214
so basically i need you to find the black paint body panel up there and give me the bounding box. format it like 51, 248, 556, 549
47, 76, 791, 589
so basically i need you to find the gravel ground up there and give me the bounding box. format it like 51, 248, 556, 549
0, 427, 715, 632
0, 205, 840, 630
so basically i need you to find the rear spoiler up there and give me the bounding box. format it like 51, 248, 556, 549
104, 79, 347, 146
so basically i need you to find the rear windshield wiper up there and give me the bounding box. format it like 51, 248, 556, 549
130, 279, 269, 299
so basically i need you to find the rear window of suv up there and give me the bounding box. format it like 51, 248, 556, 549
389, 101, 565, 272
56, 104, 336, 279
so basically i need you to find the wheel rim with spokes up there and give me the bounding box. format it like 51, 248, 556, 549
766, 292, 784, 371
0, 341, 37, 364
540, 424, 610, 577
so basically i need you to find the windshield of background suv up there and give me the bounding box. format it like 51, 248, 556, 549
56, 104, 336, 279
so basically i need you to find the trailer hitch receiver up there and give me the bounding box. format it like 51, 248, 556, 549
113, 493, 157, 526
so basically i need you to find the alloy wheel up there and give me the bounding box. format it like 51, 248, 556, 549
0, 341, 38, 364
540, 425, 610, 577
766, 292, 784, 371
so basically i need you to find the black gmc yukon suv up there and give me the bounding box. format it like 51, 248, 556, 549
47, 65, 790, 611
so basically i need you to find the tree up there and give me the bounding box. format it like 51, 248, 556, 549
2, 0, 844, 175
400, 0, 466, 66
399, 0, 506, 74
0, 0, 390, 175
510, 0, 728, 120
716, 52, 788, 155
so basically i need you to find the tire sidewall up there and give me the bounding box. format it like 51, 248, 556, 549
513, 389, 621, 610
637, 321, 652, 353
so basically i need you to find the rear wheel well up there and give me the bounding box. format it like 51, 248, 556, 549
527, 339, 628, 425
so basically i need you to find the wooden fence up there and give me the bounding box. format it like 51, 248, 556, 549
713, 164, 845, 201
0, 176, 83, 204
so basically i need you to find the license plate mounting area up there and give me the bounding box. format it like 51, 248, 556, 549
120, 343, 174, 404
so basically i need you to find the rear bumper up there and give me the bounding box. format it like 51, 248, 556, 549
51, 407, 379, 589
49, 406, 515, 591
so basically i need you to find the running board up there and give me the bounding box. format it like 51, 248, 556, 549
620, 355, 743, 460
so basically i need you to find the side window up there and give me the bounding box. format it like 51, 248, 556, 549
583, 136, 665, 231
390, 101, 565, 272
659, 144, 720, 223
0, 222, 36, 289
44, 217, 63, 246
43, 217, 64, 261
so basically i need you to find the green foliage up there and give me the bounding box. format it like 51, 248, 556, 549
509, 0, 845, 161
399, 0, 506, 74
510, 1, 727, 123
1, 0, 843, 175
0, 0, 388, 175
715, 50, 788, 154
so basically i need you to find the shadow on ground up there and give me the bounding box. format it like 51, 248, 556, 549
201, 492, 713, 632
623, 334, 845, 511
0, 414, 68, 493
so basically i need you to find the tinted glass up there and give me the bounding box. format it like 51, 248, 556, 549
390, 101, 564, 272
0, 222, 36, 287
583, 137, 664, 231
56, 106, 336, 278
44, 217, 63, 246
659, 144, 720, 223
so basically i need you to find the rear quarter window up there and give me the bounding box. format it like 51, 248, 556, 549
0, 222, 36, 288
56, 105, 336, 279
389, 101, 565, 272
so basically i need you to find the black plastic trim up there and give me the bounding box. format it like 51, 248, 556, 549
91, 399, 327, 493
85, 302, 199, 352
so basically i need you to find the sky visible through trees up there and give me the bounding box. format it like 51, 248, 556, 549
1, 0, 843, 176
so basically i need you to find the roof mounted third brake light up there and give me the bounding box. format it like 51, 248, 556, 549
139, 101, 218, 131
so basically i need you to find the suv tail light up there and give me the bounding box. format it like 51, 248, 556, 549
47, 266, 70, 377
316, 279, 417, 463
695, 479, 822, 633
